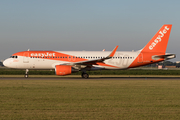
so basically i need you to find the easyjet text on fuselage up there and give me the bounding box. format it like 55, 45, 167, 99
30, 52, 56, 57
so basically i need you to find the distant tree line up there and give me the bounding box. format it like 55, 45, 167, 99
0, 62, 3, 66
145, 61, 180, 67
0, 61, 179, 67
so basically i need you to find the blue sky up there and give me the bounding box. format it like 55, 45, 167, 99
0, 0, 180, 61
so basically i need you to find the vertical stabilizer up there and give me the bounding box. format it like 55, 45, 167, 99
141, 24, 172, 53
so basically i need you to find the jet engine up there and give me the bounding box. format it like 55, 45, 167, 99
55, 65, 72, 76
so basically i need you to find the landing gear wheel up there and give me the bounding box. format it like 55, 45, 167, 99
24, 69, 29, 78
24, 74, 29, 78
82, 73, 89, 79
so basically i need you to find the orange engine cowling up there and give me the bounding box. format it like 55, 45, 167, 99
55, 65, 72, 76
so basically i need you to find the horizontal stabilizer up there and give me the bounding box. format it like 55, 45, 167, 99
152, 54, 176, 60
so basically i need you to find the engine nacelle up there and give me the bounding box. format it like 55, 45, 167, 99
55, 65, 72, 76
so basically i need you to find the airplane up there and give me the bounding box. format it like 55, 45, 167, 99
3, 24, 176, 78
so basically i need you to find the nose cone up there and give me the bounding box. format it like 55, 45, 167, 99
3, 59, 9, 67
3, 59, 13, 68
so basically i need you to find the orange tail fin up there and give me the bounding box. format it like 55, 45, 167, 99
141, 24, 172, 54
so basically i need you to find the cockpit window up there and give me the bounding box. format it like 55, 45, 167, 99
10, 56, 18, 58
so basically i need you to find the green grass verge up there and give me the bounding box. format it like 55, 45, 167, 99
0, 79, 180, 119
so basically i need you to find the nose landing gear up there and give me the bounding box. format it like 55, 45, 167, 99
24, 69, 29, 78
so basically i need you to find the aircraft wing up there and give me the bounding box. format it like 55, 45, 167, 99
62, 46, 118, 66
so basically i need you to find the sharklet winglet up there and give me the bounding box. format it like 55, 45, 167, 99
108, 46, 119, 58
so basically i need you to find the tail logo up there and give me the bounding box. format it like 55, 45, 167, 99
149, 26, 170, 50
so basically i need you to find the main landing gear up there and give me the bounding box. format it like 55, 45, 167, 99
24, 69, 29, 78
81, 72, 89, 79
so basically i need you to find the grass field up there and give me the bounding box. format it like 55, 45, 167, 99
0, 78, 180, 120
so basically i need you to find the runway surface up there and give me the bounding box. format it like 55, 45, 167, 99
1, 76, 180, 80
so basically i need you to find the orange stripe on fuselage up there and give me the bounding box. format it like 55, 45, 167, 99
13, 51, 87, 62
12, 51, 119, 68
96, 62, 119, 68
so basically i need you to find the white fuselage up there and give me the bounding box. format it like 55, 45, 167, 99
3, 51, 141, 70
